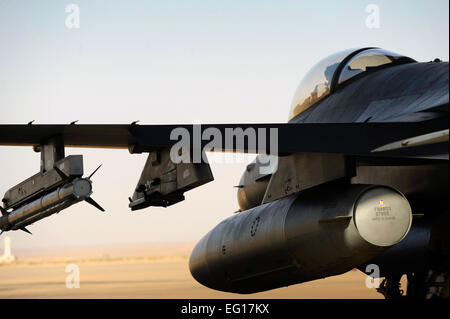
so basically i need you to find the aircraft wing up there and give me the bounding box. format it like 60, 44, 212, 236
0, 116, 448, 160
0, 116, 447, 223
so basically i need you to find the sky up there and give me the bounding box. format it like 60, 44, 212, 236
0, 0, 448, 254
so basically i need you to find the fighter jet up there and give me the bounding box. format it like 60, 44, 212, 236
0, 47, 448, 298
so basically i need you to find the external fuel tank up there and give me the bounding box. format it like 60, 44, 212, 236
189, 184, 412, 293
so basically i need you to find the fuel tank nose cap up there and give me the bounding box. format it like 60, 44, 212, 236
354, 186, 412, 247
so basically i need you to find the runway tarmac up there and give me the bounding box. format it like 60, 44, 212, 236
0, 258, 384, 298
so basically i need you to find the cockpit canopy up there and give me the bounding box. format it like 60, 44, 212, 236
288, 48, 416, 121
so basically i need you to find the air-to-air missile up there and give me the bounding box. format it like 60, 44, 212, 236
0, 155, 104, 235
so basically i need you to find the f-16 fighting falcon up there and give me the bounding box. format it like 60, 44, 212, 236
0, 47, 448, 299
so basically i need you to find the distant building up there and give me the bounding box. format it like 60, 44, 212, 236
0, 236, 16, 264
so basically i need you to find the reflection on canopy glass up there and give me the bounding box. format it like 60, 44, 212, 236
288, 49, 354, 121
288, 48, 416, 121
338, 49, 416, 85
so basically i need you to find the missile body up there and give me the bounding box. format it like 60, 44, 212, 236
0, 178, 92, 231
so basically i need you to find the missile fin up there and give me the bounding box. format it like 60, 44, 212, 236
88, 164, 102, 179
20, 227, 32, 235
85, 197, 105, 212
54, 166, 69, 180
318, 215, 352, 224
